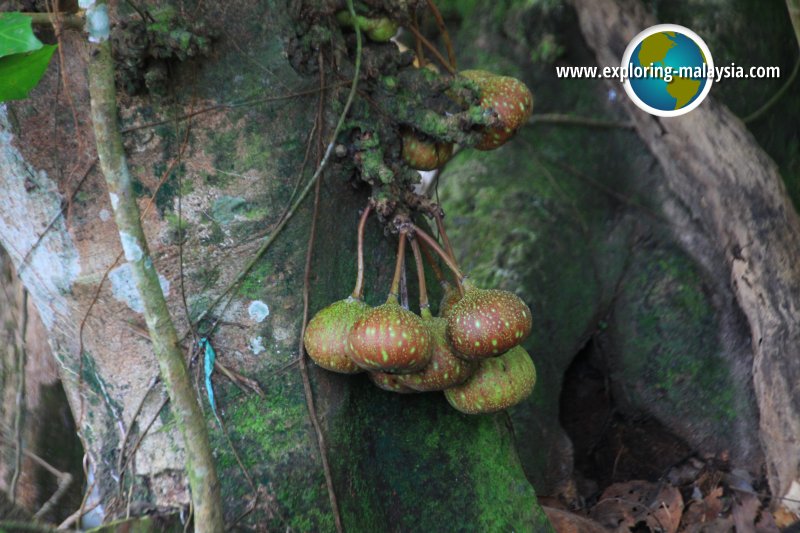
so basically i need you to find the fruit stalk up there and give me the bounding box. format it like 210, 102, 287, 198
405, 23, 456, 75
434, 211, 458, 268
419, 237, 446, 285
408, 236, 429, 311
388, 230, 408, 302
410, 224, 464, 291
351, 204, 372, 299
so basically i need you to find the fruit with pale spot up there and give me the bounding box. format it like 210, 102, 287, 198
401, 128, 454, 170
347, 300, 432, 373
444, 346, 536, 414
446, 280, 532, 359
303, 297, 369, 373
369, 372, 417, 393
396, 309, 476, 391
460, 69, 533, 151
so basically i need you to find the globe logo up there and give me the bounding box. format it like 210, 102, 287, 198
621, 24, 714, 117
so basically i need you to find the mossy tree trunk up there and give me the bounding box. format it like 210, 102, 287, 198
571, 0, 800, 508
431, 0, 795, 508
0, 0, 550, 530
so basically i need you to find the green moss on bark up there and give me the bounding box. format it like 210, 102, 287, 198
328, 378, 552, 532
608, 247, 739, 432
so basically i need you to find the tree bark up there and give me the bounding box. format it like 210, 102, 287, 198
570, 0, 800, 505
0, 1, 551, 529
86, 8, 223, 529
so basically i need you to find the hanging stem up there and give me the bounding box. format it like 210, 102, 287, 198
434, 211, 457, 265
411, 11, 426, 67
387, 231, 408, 302
410, 224, 464, 291
86, 4, 223, 530
409, 236, 429, 310
351, 204, 372, 299
405, 23, 456, 75
419, 237, 445, 284
425, 0, 457, 70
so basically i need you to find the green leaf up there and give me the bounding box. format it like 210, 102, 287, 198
0, 12, 43, 58
0, 45, 57, 102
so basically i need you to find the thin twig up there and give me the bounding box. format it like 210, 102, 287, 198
425, 0, 457, 70
743, 55, 800, 123
17, 158, 97, 276
278, 119, 319, 224
64, 461, 98, 531
119, 84, 348, 134
119, 394, 170, 476
117, 374, 160, 486
528, 149, 589, 235
405, 23, 456, 74
411, 11, 426, 67
48, 0, 85, 157
9, 289, 28, 505
34, 471, 73, 520
295, 48, 344, 533
0, 433, 74, 522
532, 146, 668, 225
214, 360, 264, 396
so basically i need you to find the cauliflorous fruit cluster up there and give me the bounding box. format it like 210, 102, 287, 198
303, 207, 536, 414
401, 69, 534, 171
309, 14, 536, 412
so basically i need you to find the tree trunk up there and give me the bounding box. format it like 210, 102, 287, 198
570, 0, 800, 507
0, 0, 550, 529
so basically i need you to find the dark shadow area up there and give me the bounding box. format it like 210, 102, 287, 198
559, 337, 693, 503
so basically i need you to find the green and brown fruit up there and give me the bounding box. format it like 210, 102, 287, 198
369, 372, 418, 393
401, 128, 454, 170
460, 70, 533, 150
444, 346, 536, 414
396, 311, 477, 392
348, 300, 432, 373
446, 281, 532, 359
303, 297, 369, 374
438, 281, 461, 318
